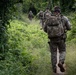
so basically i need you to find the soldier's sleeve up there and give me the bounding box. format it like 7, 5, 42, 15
64, 16, 71, 30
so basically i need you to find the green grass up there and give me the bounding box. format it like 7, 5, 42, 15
66, 43, 76, 75
6, 15, 76, 75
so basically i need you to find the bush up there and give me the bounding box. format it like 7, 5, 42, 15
67, 12, 76, 42
0, 20, 39, 75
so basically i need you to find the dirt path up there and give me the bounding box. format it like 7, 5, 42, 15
56, 49, 65, 75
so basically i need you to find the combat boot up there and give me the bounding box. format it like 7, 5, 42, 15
58, 62, 65, 72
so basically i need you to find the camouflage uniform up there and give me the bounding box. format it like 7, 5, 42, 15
44, 8, 51, 20
28, 11, 34, 20
42, 9, 51, 30
37, 10, 44, 28
44, 15, 71, 73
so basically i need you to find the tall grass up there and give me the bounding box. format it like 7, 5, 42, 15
66, 43, 76, 75
2, 13, 76, 75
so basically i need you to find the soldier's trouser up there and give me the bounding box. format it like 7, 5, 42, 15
49, 39, 66, 72
40, 19, 45, 29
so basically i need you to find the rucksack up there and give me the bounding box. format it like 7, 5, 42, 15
45, 16, 64, 38
39, 11, 44, 19
44, 10, 51, 19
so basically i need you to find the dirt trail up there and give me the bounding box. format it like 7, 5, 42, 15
56, 49, 66, 75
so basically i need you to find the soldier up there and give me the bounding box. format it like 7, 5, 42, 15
43, 7, 52, 30
44, 7, 52, 20
43, 6, 71, 73
37, 10, 44, 28
28, 10, 34, 21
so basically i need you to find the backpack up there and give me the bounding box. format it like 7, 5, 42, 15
38, 11, 44, 19
45, 16, 64, 38
44, 10, 51, 19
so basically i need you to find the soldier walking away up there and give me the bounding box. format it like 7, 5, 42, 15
43, 6, 71, 74
37, 10, 44, 29
43, 7, 52, 30
28, 10, 34, 21
44, 7, 52, 20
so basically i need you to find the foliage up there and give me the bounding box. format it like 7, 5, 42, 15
67, 12, 76, 43
0, 0, 76, 60
0, 49, 36, 75
22, 0, 76, 13
60, 0, 75, 12
0, 0, 76, 75
7, 19, 48, 51
0, 12, 76, 75
0, 20, 40, 75
6, 17, 76, 75
0, 0, 23, 59
6, 19, 48, 75
22, 0, 48, 13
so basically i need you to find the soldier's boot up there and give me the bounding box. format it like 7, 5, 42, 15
58, 62, 65, 72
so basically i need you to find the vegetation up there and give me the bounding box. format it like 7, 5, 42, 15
0, 0, 76, 75
22, 0, 76, 12
67, 12, 76, 43
0, 0, 23, 60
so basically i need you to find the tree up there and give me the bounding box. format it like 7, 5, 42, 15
60, 0, 75, 12
0, 0, 23, 60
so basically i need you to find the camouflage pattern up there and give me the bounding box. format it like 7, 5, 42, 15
49, 38, 66, 72
41, 9, 51, 30
37, 9, 52, 29
44, 14, 71, 72
28, 11, 34, 20
37, 10, 45, 29
43, 6, 71, 73
44, 9, 51, 20
37, 10, 44, 19
44, 15, 71, 38
45, 16, 64, 38
61, 15, 71, 41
